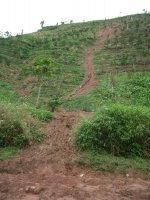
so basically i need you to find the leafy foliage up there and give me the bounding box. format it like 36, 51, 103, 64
48, 96, 62, 112
75, 104, 150, 158
0, 103, 43, 147
30, 109, 53, 121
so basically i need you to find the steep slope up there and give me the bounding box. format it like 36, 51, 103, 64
64, 13, 150, 111
0, 14, 150, 200
0, 20, 105, 106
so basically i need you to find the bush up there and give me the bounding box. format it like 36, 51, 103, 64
48, 96, 61, 112
0, 103, 43, 147
31, 109, 53, 121
75, 104, 150, 158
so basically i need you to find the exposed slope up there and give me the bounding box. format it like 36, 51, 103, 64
0, 21, 150, 200
64, 24, 119, 99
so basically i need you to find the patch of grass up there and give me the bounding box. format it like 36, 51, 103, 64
76, 151, 150, 174
0, 147, 19, 160
30, 109, 53, 122
64, 72, 150, 111
0, 80, 20, 103
0, 102, 44, 147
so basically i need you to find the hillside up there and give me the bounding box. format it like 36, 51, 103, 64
0, 20, 104, 105
0, 14, 150, 200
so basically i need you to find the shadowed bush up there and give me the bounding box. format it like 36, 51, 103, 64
0, 103, 43, 147
75, 104, 150, 158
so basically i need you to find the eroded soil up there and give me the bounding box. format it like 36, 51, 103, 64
63, 25, 117, 99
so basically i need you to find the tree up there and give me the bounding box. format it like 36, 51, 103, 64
32, 56, 57, 107
4, 31, 11, 38
40, 20, 44, 29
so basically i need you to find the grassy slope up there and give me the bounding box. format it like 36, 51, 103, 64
0, 20, 105, 108
0, 20, 105, 159
1, 14, 150, 172
64, 14, 150, 111
64, 14, 150, 173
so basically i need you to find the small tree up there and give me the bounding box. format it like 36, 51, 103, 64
4, 31, 11, 38
32, 56, 57, 107
40, 20, 44, 29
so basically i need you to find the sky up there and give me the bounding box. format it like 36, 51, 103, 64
0, 0, 150, 35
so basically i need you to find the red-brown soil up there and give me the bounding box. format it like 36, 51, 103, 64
0, 25, 150, 200
15, 75, 35, 97
63, 25, 117, 99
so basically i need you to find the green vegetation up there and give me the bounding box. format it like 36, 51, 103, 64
64, 72, 150, 111
30, 109, 53, 122
76, 151, 150, 173
95, 14, 150, 76
64, 14, 150, 172
74, 104, 150, 158
32, 56, 58, 106
0, 80, 52, 159
0, 20, 105, 107
48, 95, 62, 112
0, 102, 43, 147
1, 14, 150, 173
0, 147, 19, 160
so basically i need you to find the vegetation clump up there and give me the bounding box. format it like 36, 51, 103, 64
75, 104, 150, 158
0, 103, 43, 147
30, 108, 53, 121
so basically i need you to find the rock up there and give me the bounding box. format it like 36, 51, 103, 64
25, 185, 44, 194
79, 174, 84, 177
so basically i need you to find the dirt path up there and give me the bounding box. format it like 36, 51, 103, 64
63, 25, 117, 99
0, 110, 150, 200
0, 25, 150, 200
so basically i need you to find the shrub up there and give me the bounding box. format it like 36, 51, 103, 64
31, 109, 53, 121
0, 103, 43, 147
48, 96, 61, 112
75, 104, 150, 158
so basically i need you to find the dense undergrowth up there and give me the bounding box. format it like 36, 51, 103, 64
0, 80, 52, 159
0, 102, 43, 147
74, 104, 150, 158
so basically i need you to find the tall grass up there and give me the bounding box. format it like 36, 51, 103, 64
0, 102, 43, 147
